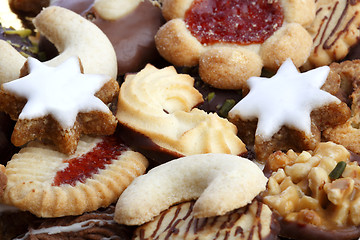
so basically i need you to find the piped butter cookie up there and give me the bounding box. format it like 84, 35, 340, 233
155, 0, 315, 89
228, 59, 351, 162
2, 135, 148, 218
0, 56, 119, 155
116, 64, 246, 163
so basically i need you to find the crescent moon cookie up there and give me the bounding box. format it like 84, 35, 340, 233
114, 153, 268, 225
155, 0, 315, 89
132, 200, 279, 240
262, 142, 360, 240
116, 64, 247, 163
2, 134, 148, 218
323, 60, 360, 154
0, 56, 119, 155
303, 0, 360, 70
228, 59, 351, 162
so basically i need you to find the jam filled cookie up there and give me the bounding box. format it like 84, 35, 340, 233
0, 56, 118, 155
133, 200, 279, 240
2, 134, 148, 218
262, 142, 360, 240
116, 64, 246, 164
303, 0, 360, 70
155, 0, 315, 89
228, 59, 351, 162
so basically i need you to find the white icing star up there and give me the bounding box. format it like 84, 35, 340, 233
229, 59, 340, 140
2, 56, 111, 128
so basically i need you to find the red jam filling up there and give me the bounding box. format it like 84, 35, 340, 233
52, 136, 128, 187
184, 0, 284, 45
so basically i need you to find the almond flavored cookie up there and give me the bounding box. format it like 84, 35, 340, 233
155, 0, 315, 89
116, 64, 247, 163
228, 59, 351, 162
2, 134, 148, 218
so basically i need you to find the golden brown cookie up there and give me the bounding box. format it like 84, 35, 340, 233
262, 142, 360, 240
116, 64, 246, 163
0, 56, 119, 155
303, 0, 360, 70
133, 200, 279, 240
2, 135, 148, 218
156, 0, 315, 89
228, 59, 351, 162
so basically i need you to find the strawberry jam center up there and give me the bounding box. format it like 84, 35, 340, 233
184, 0, 284, 45
52, 136, 128, 186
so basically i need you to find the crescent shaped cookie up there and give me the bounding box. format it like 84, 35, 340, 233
2, 135, 148, 218
114, 153, 267, 225
116, 64, 246, 162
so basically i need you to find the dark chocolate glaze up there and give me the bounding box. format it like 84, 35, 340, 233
0, 112, 19, 166
41, 0, 165, 75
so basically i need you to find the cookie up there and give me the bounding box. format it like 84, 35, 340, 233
116, 64, 246, 163
114, 153, 267, 225
155, 0, 315, 89
45, 0, 165, 75
262, 142, 360, 240
9, 0, 49, 16
133, 200, 279, 240
228, 59, 351, 161
0, 56, 119, 155
2, 135, 148, 217
303, 0, 360, 70
323, 60, 360, 154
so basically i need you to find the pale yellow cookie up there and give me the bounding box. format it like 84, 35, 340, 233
114, 153, 267, 225
2, 135, 148, 218
116, 64, 246, 158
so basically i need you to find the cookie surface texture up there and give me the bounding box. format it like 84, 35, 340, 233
133, 200, 279, 240
303, 0, 360, 69
156, 0, 315, 89
2, 135, 148, 218
116, 64, 246, 159
114, 153, 267, 225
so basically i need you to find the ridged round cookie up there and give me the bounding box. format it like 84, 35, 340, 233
133, 200, 279, 240
116, 64, 246, 160
2, 135, 148, 218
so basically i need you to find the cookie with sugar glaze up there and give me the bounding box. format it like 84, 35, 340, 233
2, 135, 148, 218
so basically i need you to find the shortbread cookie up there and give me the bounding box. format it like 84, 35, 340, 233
13, 205, 133, 240
303, 0, 360, 69
133, 200, 279, 240
323, 60, 360, 154
155, 0, 315, 89
262, 142, 360, 240
115, 153, 267, 225
47, 0, 164, 75
228, 59, 351, 161
0, 56, 119, 155
2, 135, 148, 217
116, 64, 246, 163
0, 165, 6, 198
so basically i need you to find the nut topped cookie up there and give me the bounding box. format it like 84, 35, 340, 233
156, 0, 315, 89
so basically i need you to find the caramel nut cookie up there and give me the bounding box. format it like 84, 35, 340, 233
156, 0, 315, 89
2, 135, 148, 218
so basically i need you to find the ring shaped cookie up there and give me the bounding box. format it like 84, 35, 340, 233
0, 6, 117, 84
114, 153, 267, 225
116, 64, 246, 161
155, 0, 315, 89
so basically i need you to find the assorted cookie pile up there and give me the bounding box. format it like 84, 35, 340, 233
1, 0, 360, 239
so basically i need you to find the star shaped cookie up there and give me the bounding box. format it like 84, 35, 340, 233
228, 59, 351, 161
0, 56, 119, 155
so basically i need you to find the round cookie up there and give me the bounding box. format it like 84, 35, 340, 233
155, 0, 315, 89
42, 0, 165, 75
